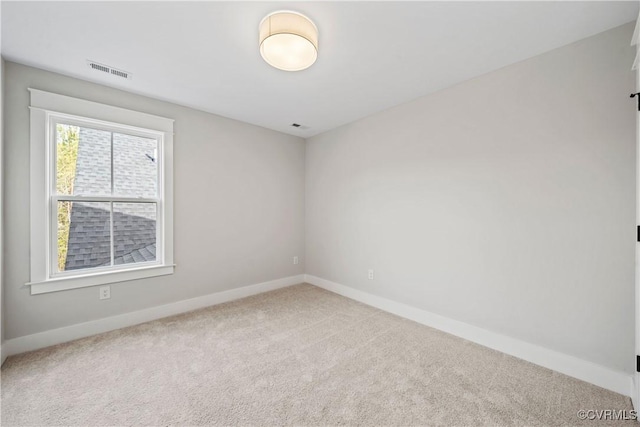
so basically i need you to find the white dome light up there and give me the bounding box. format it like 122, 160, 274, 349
259, 11, 318, 72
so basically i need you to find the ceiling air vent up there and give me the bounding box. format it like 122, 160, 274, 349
87, 60, 132, 80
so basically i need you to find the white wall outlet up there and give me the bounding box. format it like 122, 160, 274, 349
293, 256, 299, 265
99, 285, 111, 300
368, 269, 374, 280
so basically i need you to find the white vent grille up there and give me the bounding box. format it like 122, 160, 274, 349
87, 60, 132, 80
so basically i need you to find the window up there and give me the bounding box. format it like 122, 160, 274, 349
29, 89, 174, 294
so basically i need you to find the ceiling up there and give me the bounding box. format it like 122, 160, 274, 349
2, 1, 638, 138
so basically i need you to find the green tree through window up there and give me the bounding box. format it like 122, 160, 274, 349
56, 124, 79, 271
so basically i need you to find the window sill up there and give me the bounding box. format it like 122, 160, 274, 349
27, 264, 175, 295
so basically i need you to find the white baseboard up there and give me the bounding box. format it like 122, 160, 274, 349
3, 272, 632, 398
305, 274, 633, 397
2, 274, 305, 359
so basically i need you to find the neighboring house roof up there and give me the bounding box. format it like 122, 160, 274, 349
114, 243, 157, 265
64, 128, 158, 271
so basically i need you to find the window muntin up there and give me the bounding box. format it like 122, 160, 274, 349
50, 116, 163, 278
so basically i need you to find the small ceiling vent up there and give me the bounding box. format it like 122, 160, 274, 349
87, 60, 132, 80
291, 123, 310, 130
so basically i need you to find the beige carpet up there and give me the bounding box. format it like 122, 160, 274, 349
0, 284, 634, 426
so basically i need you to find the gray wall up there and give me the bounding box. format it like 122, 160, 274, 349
3, 61, 306, 339
305, 23, 636, 373
0, 56, 5, 348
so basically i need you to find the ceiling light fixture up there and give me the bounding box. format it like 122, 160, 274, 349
259, 11, 318, 72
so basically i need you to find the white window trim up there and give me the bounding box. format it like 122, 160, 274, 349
28, 89, 174, 295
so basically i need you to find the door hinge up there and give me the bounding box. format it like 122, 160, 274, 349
637, 355, 640, 373
637, 226, 639, 242
631, 93, 640, 111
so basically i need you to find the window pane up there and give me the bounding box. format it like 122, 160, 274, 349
113, 133, 158, 198
55, 124, 79, 196
59, 201, 111, 272
113, 203, 157, 265
56, 125, 112, 196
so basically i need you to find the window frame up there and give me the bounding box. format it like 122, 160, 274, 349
49, 115, 164, 279
28, 89, 174, 295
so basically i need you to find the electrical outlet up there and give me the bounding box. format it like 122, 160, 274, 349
293, 256, 299, 265
368, 269, 374, 280
99, 285, 111, 300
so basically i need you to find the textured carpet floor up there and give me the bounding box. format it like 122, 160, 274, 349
1, 284, 634, 426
